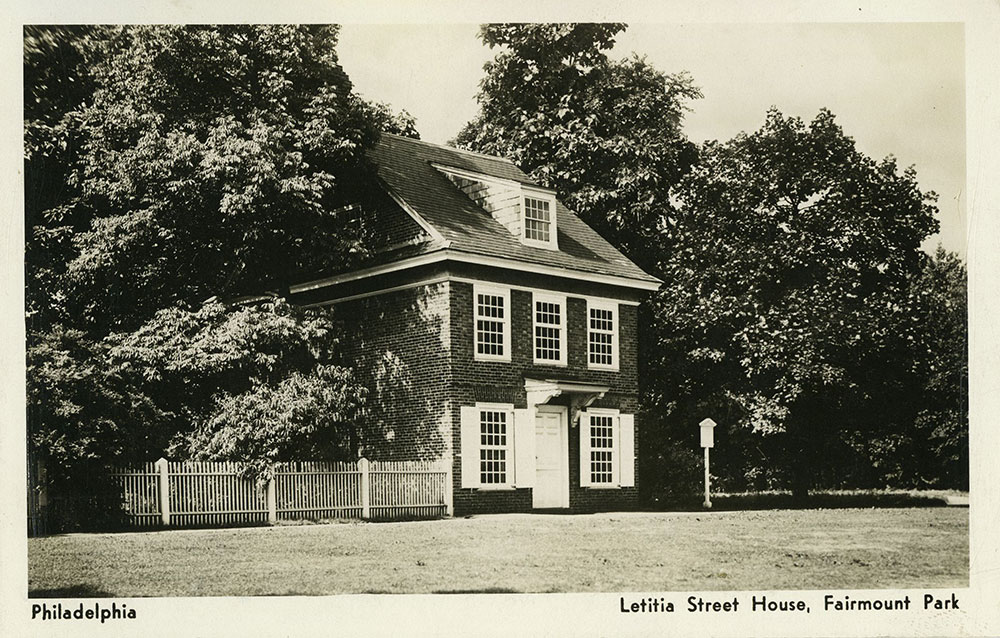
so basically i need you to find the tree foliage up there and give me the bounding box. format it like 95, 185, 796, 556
25, 25, 400, 487
914, 249, 968, 489
456, 23, 701, 271
458, 24, 965, 496
26, 325, 167, 481
868, 247, 968, 488
25, 26, 109, 328
648, 109, 943, 495
107, 299, 366, 478
51, 25, 389, 334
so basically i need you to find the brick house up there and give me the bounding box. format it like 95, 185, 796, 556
290, 134, 661, 515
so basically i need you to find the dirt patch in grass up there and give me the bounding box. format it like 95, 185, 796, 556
27, 508, 967, 596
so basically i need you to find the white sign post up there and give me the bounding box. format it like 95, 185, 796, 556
699, 418, 717, 509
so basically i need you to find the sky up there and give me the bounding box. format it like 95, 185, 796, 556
337, 22, 966, 257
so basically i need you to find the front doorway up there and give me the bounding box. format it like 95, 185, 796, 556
533, 405, 569, 509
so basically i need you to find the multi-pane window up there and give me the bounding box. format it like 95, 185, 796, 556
589, 414, 616, 484
533, 295, 566, 365
474, 286, 509, 360
587, 300, 618, 369
580, 409, 635, 489
479, 409, 508, 485
523, 197, 552, 243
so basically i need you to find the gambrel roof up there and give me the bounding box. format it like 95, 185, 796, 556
292, 134, 661, 296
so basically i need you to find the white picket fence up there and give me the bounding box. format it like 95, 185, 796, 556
111, 458, 451, 528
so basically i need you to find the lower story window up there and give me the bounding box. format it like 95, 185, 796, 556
589, 414, 615, 484
479, 409, 508, 485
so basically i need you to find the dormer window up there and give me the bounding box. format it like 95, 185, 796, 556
524, 197, 551, 242
434, 163, 559, 251
521, 189, 558, 250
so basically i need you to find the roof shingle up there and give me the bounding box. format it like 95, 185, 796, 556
366, 133, 661, 286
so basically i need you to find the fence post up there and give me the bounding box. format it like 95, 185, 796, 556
444, 459, 454, 517
266, 468, 277, 525
155, 457, 170, 526
359, 457, 370, 520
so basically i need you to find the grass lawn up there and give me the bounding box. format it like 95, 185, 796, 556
28, 508, 967, 596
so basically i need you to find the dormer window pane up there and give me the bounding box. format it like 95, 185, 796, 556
524, 197, 551, 243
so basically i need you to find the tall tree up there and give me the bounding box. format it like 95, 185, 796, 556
25, 26, 403, 504
857, 247, 968, 489
56, 25, 385, 335
910, 248, 968, 489
24, 26, 107, 329
455, 23, 701, 272
650, 109, 940, 497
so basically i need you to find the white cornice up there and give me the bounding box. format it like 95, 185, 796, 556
290, 249, 662, 296
290, 250, 448, 293
448, 250, 662, 291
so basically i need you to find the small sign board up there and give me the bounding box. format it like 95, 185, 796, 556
699, 418, 717, 448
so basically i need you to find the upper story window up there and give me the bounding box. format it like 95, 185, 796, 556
521, 190, 558, 250
587, 299, 619, 370
474, 284, 511, 362
533, 293, 566, 366
523, 197, 551, 242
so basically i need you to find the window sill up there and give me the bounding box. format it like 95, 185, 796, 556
586, 365, 620, 372
532, 360, 567, 367
475, 485, 518, 491
521, 238, 559, 251
474, 355, 512, 363
583, 485, 622, 490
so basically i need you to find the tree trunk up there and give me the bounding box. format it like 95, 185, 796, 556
790, 472, 810, 504
787, 426, 812, 505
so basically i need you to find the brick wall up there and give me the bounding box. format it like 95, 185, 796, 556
450, 281, 640, 515
337, 277, 643, 516
338, 282, 452, 464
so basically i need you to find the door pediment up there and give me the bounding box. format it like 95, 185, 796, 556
523, 377, 609, 408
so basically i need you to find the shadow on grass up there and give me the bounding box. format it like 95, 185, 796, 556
31, 521, 276, 537
433, 588, 521, 594
30, 584, 115, 598
648, 490, 958, 512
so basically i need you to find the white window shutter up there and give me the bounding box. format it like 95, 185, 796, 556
619, 414, 635, 487
513, 408, 534, 487
460, 406, 480, 488
579, 410, 592, 487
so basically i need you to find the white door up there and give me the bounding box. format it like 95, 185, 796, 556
533, 408, 568, 508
